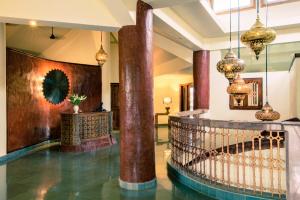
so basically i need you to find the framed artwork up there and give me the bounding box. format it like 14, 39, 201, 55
229, 78, 263, 110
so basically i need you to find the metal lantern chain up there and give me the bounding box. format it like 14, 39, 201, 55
241, 0, 276, 60
227, 0, 250, 106
255, 0, 280, 121
216, 0, 245, 84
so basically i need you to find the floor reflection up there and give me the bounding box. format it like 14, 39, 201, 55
2, 127, 214, 200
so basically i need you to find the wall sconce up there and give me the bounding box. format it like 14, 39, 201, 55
163, 97, 172, 114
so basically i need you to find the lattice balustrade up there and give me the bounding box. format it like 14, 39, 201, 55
169, 116, 286, 198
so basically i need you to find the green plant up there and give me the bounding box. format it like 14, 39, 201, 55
68, 94, 87, 105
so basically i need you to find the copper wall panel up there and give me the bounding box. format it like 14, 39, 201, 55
7, 49, 102, 152
119, 0, 155, 183
193, 50, 210, 110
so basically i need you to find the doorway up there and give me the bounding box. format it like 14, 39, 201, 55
111, 83, 120, 130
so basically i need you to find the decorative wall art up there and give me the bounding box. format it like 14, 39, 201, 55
42, 69, 69, 104
229, 78, 263, 110
7, 49, 102, 152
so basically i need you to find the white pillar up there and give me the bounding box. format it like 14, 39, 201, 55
0, 23, 6, 157
101, 32, 111, 111
110, 43, 119, 83
296, 59, 300, 119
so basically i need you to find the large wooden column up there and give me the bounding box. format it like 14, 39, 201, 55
118, 0, 156, 190
193, 50, 210, 110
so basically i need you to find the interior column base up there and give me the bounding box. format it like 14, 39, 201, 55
119, 178, 157, 190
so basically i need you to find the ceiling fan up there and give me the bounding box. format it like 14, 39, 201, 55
50, 27, 57, 40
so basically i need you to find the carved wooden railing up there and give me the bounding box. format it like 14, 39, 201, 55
169, 116, 289, 198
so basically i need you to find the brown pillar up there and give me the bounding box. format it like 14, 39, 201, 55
193, 50, 210, 110
118, 0, 155, 190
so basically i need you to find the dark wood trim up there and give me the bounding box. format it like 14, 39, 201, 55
110, 83, 120, 130
289, 53, 300, 72
179, 83, 193, 112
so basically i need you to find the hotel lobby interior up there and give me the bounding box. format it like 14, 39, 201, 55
0, 0, 300, 199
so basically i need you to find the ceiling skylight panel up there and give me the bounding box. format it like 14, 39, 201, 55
211, 0, 254, 13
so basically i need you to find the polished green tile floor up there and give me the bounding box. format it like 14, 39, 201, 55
2, 127, 214, 200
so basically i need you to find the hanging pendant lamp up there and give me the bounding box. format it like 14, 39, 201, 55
227, 0, 250, 106
255, 2, 280, 121
95, 32, 108, 67
255, 46, 280, 121
241, 0, 276, 60
217, 0, 244, 84
227, 74, 251, 106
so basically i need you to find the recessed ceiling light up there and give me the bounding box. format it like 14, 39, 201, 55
29, 20, 37, 27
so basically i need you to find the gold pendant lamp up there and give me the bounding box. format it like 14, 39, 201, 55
227, 0, 250, 106
217, 0, 245, 84
227, 74, 251, 106
95, 32, 108, 67
241, 0, 276, 60
255, 46, 280, 121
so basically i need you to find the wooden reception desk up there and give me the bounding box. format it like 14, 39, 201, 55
60, 112, 115, 152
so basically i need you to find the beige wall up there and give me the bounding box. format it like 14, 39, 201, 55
289, 58, 298, 118
297, 59, 300, 119
0, 23, 6, 156
110, 43, 119, 83
154, 73, 193, 123
204, 50, 291, 121
153, 50, 291, 122
291, 58, 300, 119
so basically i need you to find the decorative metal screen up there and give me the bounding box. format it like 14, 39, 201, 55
61, 112, 112, 145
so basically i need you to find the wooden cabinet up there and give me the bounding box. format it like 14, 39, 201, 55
60, 112, 114, 152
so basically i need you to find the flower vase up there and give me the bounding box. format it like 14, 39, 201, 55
73, 105, 79, 114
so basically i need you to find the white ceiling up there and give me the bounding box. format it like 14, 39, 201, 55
6, 24, 70, 55
153, 16, 198, 50
171, 1, 224, 38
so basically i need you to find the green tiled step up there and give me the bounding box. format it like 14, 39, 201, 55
167, 161, 286, 200
0, 140, 60, 165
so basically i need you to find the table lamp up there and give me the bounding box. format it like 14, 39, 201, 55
163, 97, 172, 114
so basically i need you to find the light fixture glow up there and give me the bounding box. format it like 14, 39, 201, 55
163, 97, 172, 114
163, 97, 172, 105
29, 20, 37, 27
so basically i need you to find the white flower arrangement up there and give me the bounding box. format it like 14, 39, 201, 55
68, 94, 87, 105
